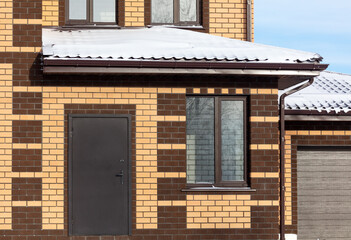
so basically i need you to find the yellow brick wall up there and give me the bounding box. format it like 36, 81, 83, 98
125, 0, 145, 26
0, 0, 43, 53
42, 0, 59, 26
209, 0, 253, 40
186, 195, 278, 229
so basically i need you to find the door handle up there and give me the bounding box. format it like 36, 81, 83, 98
115, 170, 124, 184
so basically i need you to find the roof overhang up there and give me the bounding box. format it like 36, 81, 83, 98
285, 110, 351, 121
43, 59, 328, 78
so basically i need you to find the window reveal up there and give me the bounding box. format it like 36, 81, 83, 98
152, 0, 200, 25
186, 96, 247, 187
67, 0, 116, 24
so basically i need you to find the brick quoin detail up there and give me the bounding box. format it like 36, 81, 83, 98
13, 24, 42, 47
13, 0, 42, 19
12, 178, 42, 201
12, 149, 42, 172
13, 92, 42, 115
12, 120, 42, 144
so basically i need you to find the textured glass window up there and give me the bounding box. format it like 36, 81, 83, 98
152, 0, 174, 23
93, 0, 115, 22
221, 100, 244, 181
180, 0, 197, 22
186, 97, 215, 184
69, 0, 87, 20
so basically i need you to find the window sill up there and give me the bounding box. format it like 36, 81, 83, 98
149, 25, 205, 31
62, 25, 121, 29
181, 187, 256, 192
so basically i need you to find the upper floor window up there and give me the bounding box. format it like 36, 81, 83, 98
152, 0, 200, 25
186, 96, 247, 187
67, 0, 117, 25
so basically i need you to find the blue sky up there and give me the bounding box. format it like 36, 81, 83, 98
255, 0, 351, 74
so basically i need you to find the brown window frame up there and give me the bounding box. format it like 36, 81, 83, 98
151, 0, 201, 26
186, 95, 248, 188
65, 0, 118, 25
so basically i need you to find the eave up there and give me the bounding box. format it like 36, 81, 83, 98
43, 59, 328, 77
285, 110, 351, 121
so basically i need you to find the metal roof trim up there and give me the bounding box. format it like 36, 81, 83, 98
43, 59, 329, 72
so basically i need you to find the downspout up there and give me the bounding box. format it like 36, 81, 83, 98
279, 77, 314, 240
246, 0, 252, 42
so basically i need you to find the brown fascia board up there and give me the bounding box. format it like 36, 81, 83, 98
285, 110, 351, 121
43, 59, 329, 73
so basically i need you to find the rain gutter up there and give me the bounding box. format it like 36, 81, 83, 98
247, 0, 252, 42
43, 59, 328, 75
279, 77, 314, 240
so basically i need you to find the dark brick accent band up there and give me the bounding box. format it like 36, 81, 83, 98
13, 0, 42, 19
13, 24, 42, 47
157, 93, 186, 116
157, 178, 186, 201
13, 92, 42, 115
12, 207, 42, 231
158, 206, 186, 230
12, 120, 42, 144
157, 149, 186, 173
157, 121, 186, 144
12, 178, 42, 201
12, 149, 42, 172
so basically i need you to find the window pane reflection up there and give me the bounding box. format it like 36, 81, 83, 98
221, 100, 244, 181
69, 0, 87, 20
93, 0, 116, 22
152, 0, 173, 23
186, 97, 215, 184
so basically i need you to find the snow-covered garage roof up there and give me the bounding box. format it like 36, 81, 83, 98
43, 27, 322, 63
284, 71, 351, 114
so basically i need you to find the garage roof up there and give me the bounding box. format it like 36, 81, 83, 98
284, 71, 351, 114
43, 27, 322, 63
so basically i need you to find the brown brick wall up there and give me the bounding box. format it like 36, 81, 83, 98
12, 120, 42, 143
12, 178, 42, 201
13, 0, 42, 19
285, 121, 351, 234
157, 121, 186, 144
12, 149, 42, 172
157, 94, 186, 116
13, 92, 42, 115
12, 207, 42, 231
157, 149, 186, 173
13, 24, 42, 47
157, 178, 187, 201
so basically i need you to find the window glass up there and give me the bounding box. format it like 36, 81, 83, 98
93, 0, 116, 22
186, 97, 215, 184
221, 100, 244, 181
180, 0, 197, 22
152, 0, 174, 23
69, 0, 87, 20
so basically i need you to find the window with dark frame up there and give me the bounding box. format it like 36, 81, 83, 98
66, 0, 117, 25
151, 0, 200, 25
186, 96, 247, 188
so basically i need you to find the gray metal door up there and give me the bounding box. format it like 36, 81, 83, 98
69, 115, 130, 235
297, 147, 351, 240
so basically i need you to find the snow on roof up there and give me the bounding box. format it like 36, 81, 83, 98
42, 27, 322, 64
283, 71, 351, 113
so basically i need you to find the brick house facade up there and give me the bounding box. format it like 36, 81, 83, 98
0, 0, 333, 239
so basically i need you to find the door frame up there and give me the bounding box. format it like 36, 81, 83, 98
68, 114, 132, 236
